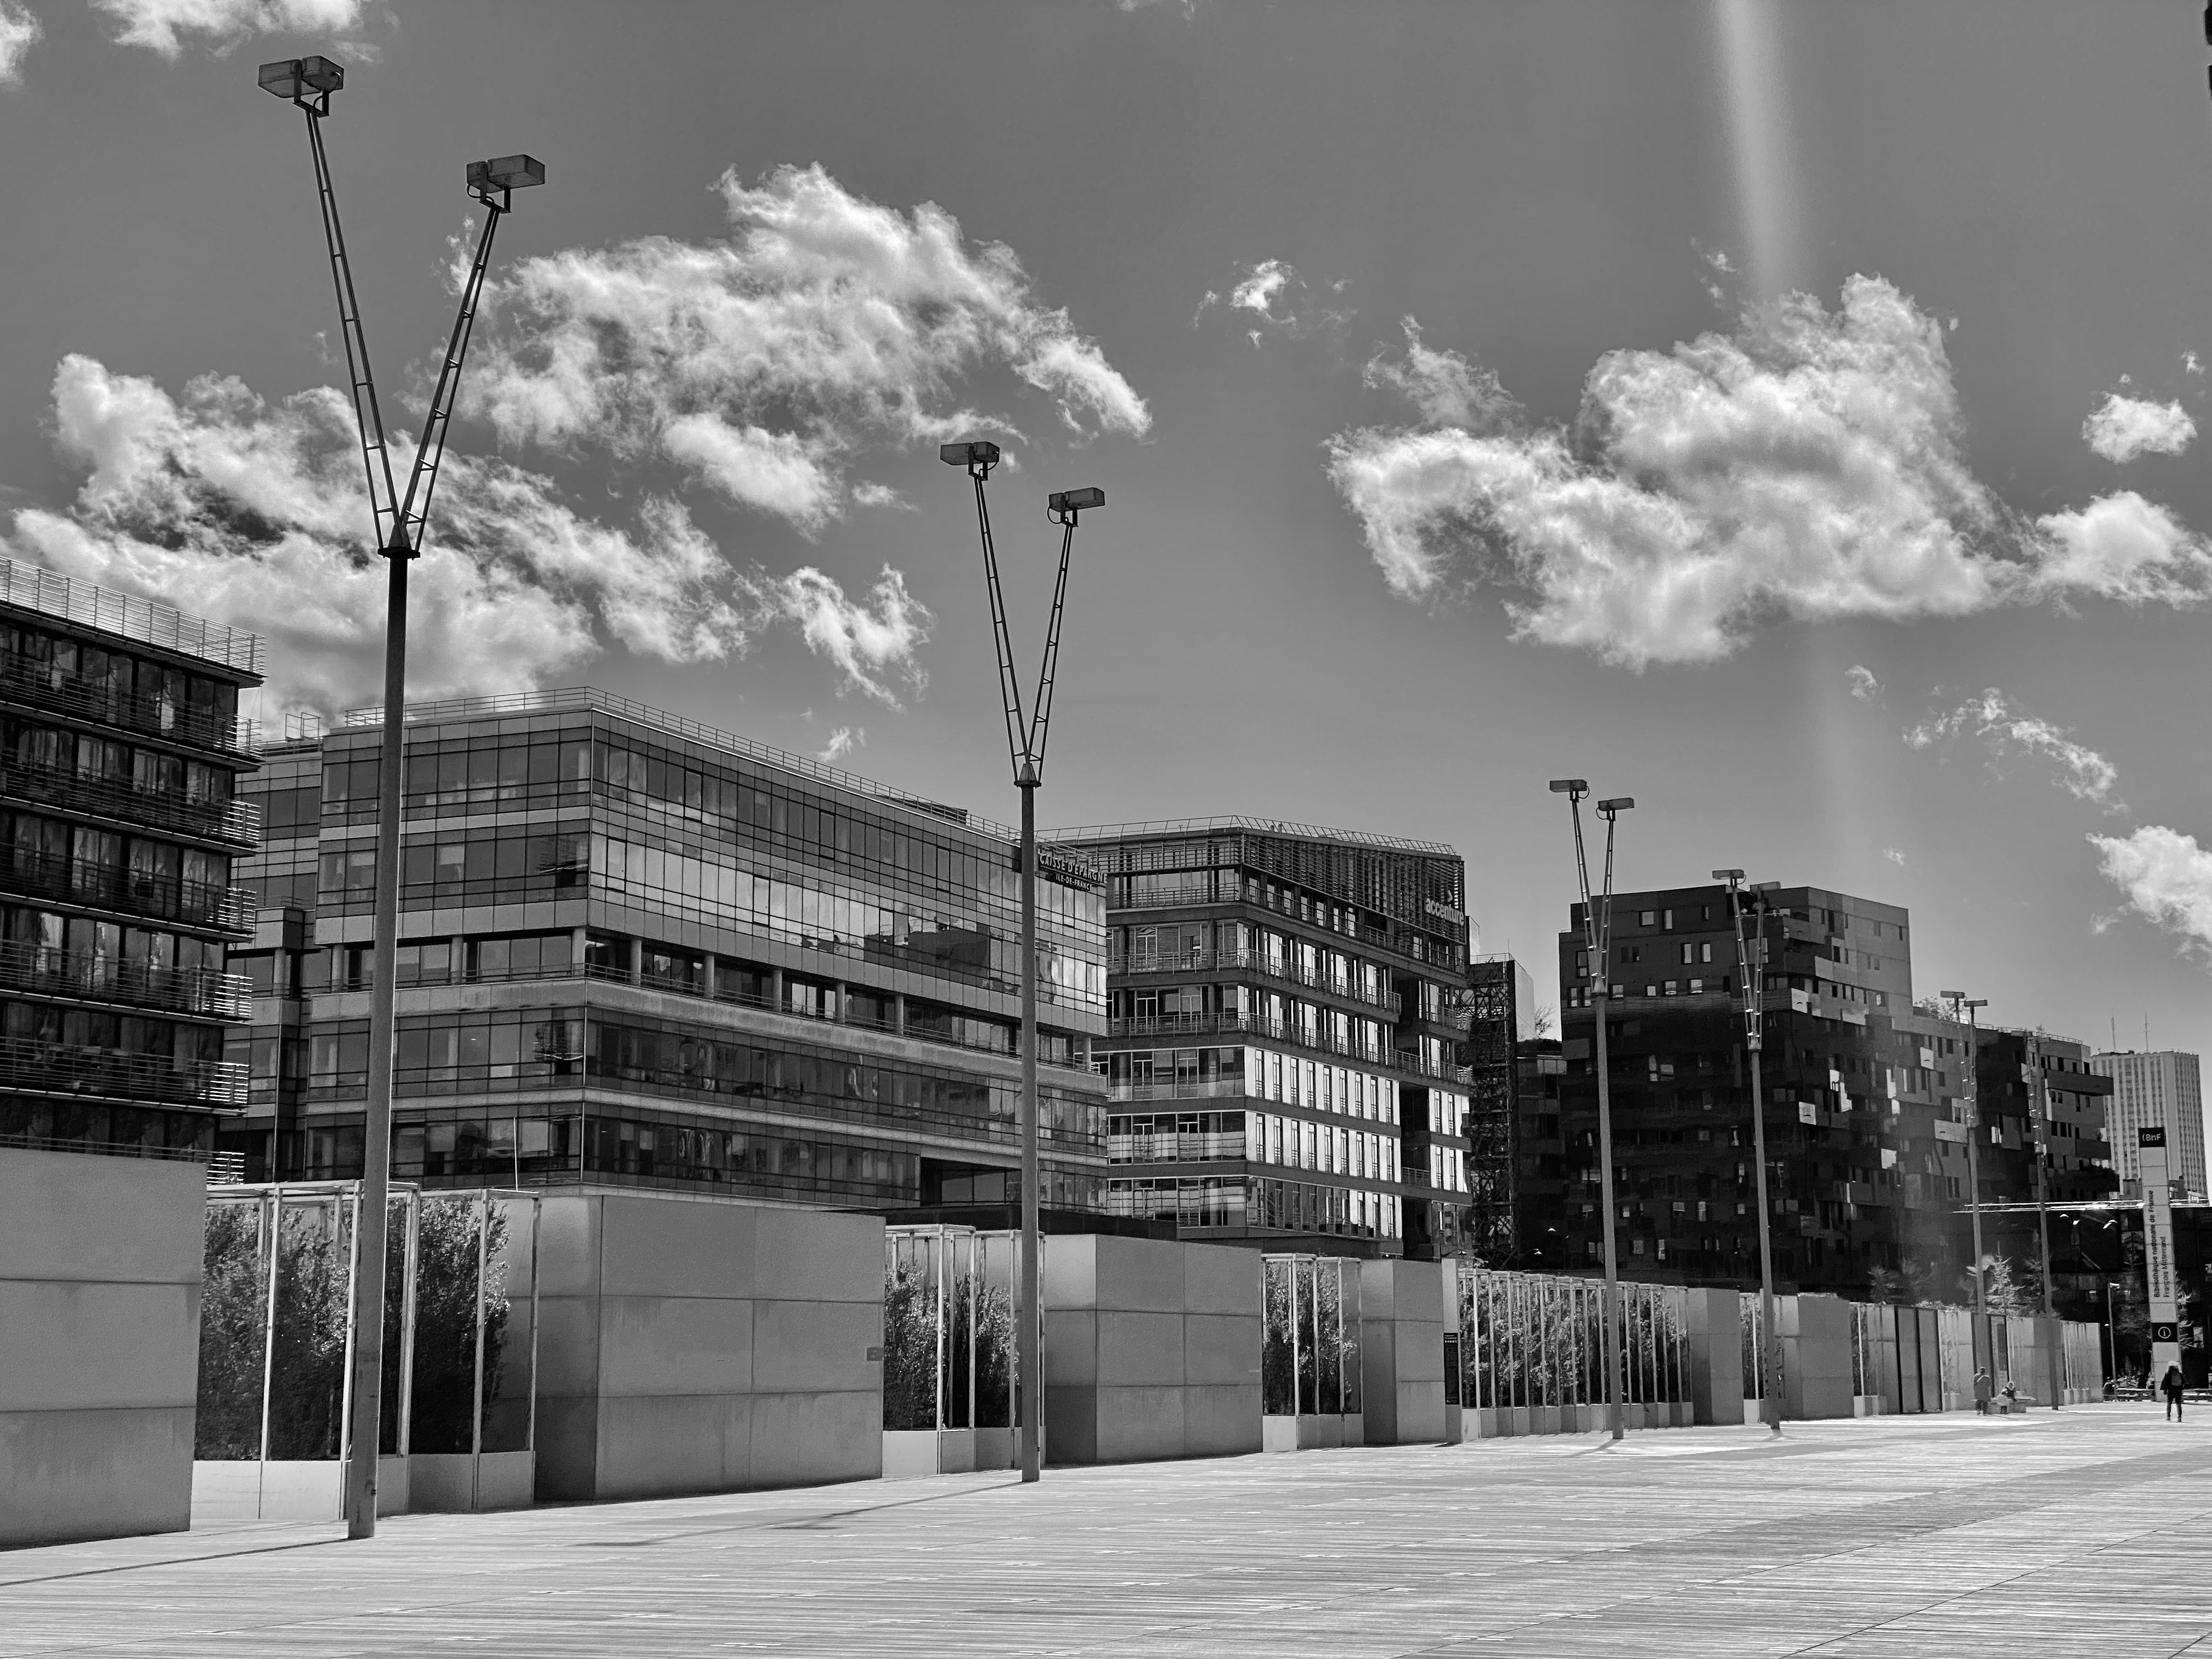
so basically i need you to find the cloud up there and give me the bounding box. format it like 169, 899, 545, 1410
1846, 664, 1881, 701
1904, 687, 2122, 809
2091, 826, 2212, 956
816, 725, 863, 764
470, 163, 1147, 533
90, 0, 369, 55
1326, 278, 2212, 667
1882, 848, 1906, 866
2083, 393, 2196, 464
2185, 351, 2204, 377
1364, 319, 1520, 431
0, 356, 923, 716
0, 2, 38, 84
741, 566, 930, 707
1194, 258, 1350, 345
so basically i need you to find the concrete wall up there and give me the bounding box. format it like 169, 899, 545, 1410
1359, 1259, 1446, 1444
1683, 1287, 1743, 1426
0, 1148, 206, 1547
1781, 1294, 1855, 1421
1042, 1234, 1262, 1464
535, 1193, 883, 1503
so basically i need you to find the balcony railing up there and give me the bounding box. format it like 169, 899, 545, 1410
0, 556, 266, 677
0, 1037, 247, 1108
0, 940, 249, 1018
0, 655, 260, 759
1109, 947, 1400, 1016
1, 759, 259, 847
1107, 1009, 1389, 1067
1108, 1130, 1248, 1164
0, 845, 256, 934
1107, 1079, 1251, 1103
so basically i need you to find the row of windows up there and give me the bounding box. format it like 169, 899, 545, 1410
1102, 1175, 1402, 1239
6, 812, 232, 921
1103, 1047, 1403, 1125
304, 1009, 1104, 1147
2, 627, 241, 738
3, 906, 227, 977
2, 997, 227, 1062
9, 721, 237, 807
317, 731, 1100, 923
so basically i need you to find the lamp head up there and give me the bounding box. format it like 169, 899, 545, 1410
468, 155, 545, 206
258, 55, 343, 105
1547, 778, 1588, 796
1941, 990, 1965, 1002
1752, 880, 1780, 891
1711, 868, 1744, 884
1596, 797, 1634, 813
1048, 486, 1105, 517
940, 439, 1001, 472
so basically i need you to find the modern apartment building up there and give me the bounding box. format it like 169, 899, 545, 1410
1972, 1030, 2116, 1210
2092, 1049, 2207, 1201
1554, 883, 1989, 1297
1046, 817, 1477, 1259
227, 688, 1110, 1216
0, 558, 263, 1161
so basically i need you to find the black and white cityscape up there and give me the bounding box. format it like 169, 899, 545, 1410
2, 3, 2210, 1654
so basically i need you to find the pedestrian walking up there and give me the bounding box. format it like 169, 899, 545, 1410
1973, 1368, 1993, 1415
2162, 1364, 2185, 1422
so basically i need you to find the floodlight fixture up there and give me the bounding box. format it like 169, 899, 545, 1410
468, 155, 545, 209
1047, 486, 1105, 524
1548, 778, 1588, 796
1752, 880, 1780, 891
258, 55, 344, 111
1596, 796, 1634, 814
1712, 867, 1745, 883
940, 439, 1001, 475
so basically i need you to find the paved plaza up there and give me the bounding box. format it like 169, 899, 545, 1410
4, 1406, 2210, 1657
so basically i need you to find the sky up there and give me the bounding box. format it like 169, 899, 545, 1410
3, 0, 2212, 1075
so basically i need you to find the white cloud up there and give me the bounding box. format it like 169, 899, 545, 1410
2091, 826, 2212, 956
0, 2, 40, 84
1364, 319, 1519, 431
1904, 688, 2121, 809
1882, 848, 1906, 866
470, 163, 1147, 533
2185, 351, 2204, 377
1326, 278, 2212, 667
1194, 258, 1349, 345
816, 725, 863, 764
741, 566, 930, 707
0, 356, 926, 716
2083, 393, 2196, 464
1846, 664, 1881, 701
90, 0, 368, 55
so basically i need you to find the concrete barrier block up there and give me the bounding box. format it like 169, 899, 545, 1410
1096, 1310, 1184, 1388
597, 1195, 758, 1300
0, 1282, 200, 1413
597, 1294, 754, 1397
1182, 1313, 1262, 1386
751, 1297, 879, 1394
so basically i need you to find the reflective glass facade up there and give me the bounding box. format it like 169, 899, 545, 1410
1052, 817, 1476, 1259
228, 689, 1108, 1215
0, 560, 264, 1161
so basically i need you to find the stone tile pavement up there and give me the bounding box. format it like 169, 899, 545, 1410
3, 1404, 2208, 1656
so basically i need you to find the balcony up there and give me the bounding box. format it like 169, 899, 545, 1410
0, 940, 249, 1018
0, 1036, 247, 1109
0, 844, 256, 935
1107, 1079, 1250, 1103
1109, 1130, 1248, 1164
1108, 1009, 1384, 1066
0, 654, 261, 761
1108, 947, 1401, 1016
1, 759, 259, 848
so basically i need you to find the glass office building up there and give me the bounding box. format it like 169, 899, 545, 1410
229, 689, 1109, 1215
1048, 817, 1476, 1259
0, 558, 263, 1161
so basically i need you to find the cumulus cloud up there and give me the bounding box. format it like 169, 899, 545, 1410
816, 725, 863, 764
1327, 277, 2212, 667
90, 0, 369, 55
1904, 688, 2122, 809
741, 566, 930, 707
1194, 258, 1350, 345
470, 163, 1148, 533
1363, 319, 1519, 431
2083, 393, 2196, 464
0, 356, 926, 716
1846, 664, 1881, 701
1882, 848, 1906, 866
2091, 826, 2212, 956
0, 2, 40, 84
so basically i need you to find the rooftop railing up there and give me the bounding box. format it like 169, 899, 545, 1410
0, 558, 265, 678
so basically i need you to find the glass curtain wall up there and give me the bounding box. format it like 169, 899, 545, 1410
1456, 1267, 1691, 1413
1261, 1255, 1363, 1416
882, 1226, 1017, 1432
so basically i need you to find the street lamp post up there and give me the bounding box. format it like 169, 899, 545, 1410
1716, 870, 1783, 1434
1942, 993, 1989, 1388
261, 56, 542, 1539
2025, 1032, 2062, 1410
941, 442, 1102, 1485
1550, 780, 1633, 1442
